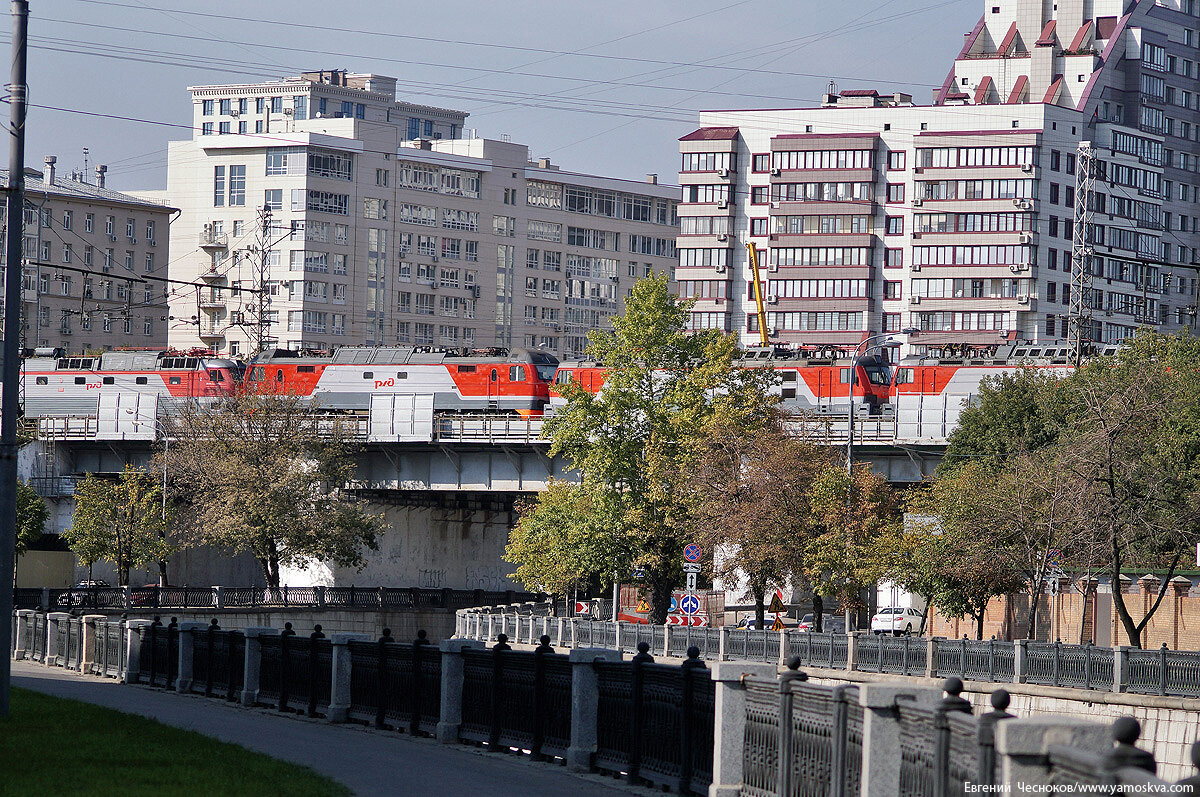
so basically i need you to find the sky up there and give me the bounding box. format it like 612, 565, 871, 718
18, 0, 982, 193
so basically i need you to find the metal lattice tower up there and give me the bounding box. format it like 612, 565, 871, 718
1068, 141, 1096, 367
249, 204, 274, 354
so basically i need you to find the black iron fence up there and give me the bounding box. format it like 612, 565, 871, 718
346, 635, 442, 734
189, 622, 245, 701
254, 626, 333, 716
460, 611, 1200, 699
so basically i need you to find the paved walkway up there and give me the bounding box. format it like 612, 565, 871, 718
12, 661, 640, 797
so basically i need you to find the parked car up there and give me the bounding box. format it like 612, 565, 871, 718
797, 614, 847, 634
56, 580, 110, 607
870, 606, 924, 635
129, 584, 172, 607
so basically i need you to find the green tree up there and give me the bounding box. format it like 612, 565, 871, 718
519, 273, 769, 622
862, 519, 945, 634
506, 479, 626, 598
63, 467, 173, 586
804, 463, 902, 625
162, 388, 382, 588
941, 367, 1068, 471
16, 481, 48, 555
684, 393, 834, 628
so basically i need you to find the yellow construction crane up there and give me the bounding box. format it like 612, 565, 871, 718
746, 243, 769, 346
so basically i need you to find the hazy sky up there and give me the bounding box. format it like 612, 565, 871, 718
20, 0, 981, 192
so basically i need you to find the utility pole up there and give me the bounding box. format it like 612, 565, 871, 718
0, 0, 28, 718
1068, 141, 1096, 367
249, 204, 273, 354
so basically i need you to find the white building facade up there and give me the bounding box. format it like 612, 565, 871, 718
163, 70, 677, 357
681, 0, 1200, 353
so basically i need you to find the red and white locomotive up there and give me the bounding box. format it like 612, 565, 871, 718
245, 346, 560, 416
22, 347, 244, 421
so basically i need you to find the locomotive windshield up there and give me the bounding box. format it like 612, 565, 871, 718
535, 364, 557, 381
863, 364, 892, 386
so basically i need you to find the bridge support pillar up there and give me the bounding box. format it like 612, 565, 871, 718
240, 627, 279, 706
858, 683, 941, 797
566, 648, 623, 772
708, 662, 777, 797
437, 638, 483, 744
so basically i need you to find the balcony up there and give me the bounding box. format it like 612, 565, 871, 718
198, 230, 229, 248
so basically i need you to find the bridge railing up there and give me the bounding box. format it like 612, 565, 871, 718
13, 610, 1191, 793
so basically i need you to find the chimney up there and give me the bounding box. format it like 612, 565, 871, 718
646, 173, 658, 184
43, 156, 56, 185
95, 164, 107, 188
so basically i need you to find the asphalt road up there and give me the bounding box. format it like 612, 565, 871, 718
12, 660, 643, 797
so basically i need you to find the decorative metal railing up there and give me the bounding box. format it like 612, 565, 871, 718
346, 638, 442, 734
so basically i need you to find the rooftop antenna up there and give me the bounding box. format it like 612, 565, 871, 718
82, 146, 89, 180
827, 79, 838, 96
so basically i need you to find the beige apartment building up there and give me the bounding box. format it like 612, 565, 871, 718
162, 70, 678, 357
681, 0, 1200, 354
1, 158, 174, 352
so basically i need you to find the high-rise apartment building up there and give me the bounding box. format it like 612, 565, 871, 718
163, 70, 678, 357
680, 0, 1200, 354
2, 158, 173, 352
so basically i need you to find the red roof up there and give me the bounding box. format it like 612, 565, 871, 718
679, 127, 739, 142
973, 76, 995, 105
1036, 19, 1057, 46
1043, 76, 1063, 104
839, 89, 879, 97
1096, 16, 1117, 39
1068, 20, 1093, 52
997, 23, 1020, 55
1007, 74, 1029, 104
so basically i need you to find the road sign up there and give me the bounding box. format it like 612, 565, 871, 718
669, 597, 678, 613
632, 567, 646, 580
574, 601, 589, 614
683, 543, 703, 563
680, 594, 701, 615
768, 594, 786, 613
686, 572, 697, 592
666, 614, 710, 627
771, 615, 784, 632
682, 562, 702, 573
636, 599, 651, 613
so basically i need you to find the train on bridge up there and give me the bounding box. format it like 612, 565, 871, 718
18, 341, 1118, 445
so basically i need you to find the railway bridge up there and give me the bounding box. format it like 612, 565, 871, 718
20, 408, 947, 591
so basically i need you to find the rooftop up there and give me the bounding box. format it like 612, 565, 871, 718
0, 167, 175, 211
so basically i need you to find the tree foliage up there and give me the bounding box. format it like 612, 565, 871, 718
683, 393, 836, 627
63, 467, 173, 586
161, 388, 382, 587
16, 481, 48, 555
941, 367, 1067, 471
515, 273, 775, 622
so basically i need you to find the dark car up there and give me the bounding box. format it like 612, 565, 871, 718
797, 613, 847, 634
56, 580, 111, 607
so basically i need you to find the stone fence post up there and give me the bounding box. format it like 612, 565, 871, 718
1113, 646, 1130, 693
328, 632, 371, 722
846, 632, 859, 673
212, 586, 225, 610
995, 718, 1109, 790
12, 609, 33, 660
709, 662, 777, 797
437, 639, 483, 744
80, 614, 106, 673
124, 619, 153, 684
1013, 639, 1028, 683
925, 637, 938, 679
565, 648, 623, 772
858, 683, 942, 797
718, 626, 728, 662
175, 621, 207, 693
240, 627, 278, 706
47, 611, 70, 666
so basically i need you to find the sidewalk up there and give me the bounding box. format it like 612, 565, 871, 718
12, 661, 639, 797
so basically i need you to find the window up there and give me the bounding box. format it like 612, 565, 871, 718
887, 151, 906, 170
363, 198, 388, 219
264, 189, 283, 210
886, 183, 905, 203
376, 168, 390, 187
884, 249, 903, 268
202, 99, 214, 116
885, 216, 904, 235
202, 122, 214, 136
145, 253, 154, 273
219, 121, 230, 135
680, 152, 735, 172
750, 218, 768, 237
884, 281, 901, 300
213, 166, 225, 207
752, 153, 770, 172
308, 150, 354, 180
227, 165, 246, 206
61, 244, 72, 263
62, 210, 72, 230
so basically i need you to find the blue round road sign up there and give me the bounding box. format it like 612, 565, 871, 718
683, 544, 703, 563
680, 594, 701, 615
